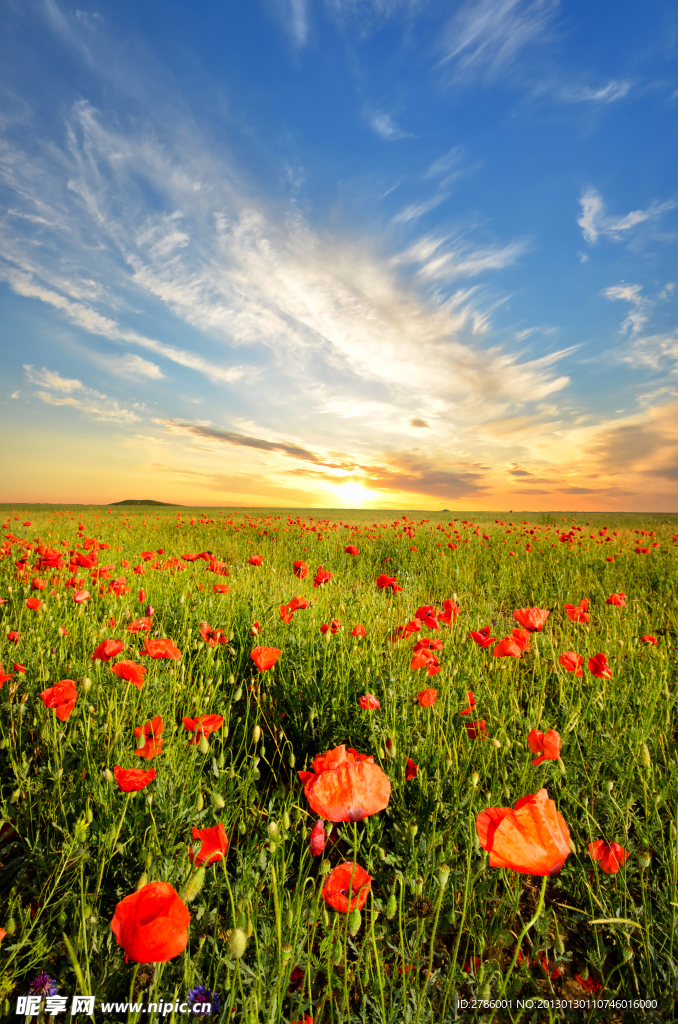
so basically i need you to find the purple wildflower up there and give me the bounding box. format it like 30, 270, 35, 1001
29, 973, 58, 997
187, 986, 221, 1016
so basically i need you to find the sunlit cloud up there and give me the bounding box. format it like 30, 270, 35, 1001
578, 187, 676, 244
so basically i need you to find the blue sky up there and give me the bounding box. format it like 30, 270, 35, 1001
1, 0, 677, 509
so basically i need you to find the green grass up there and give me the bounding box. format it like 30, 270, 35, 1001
1, 506, 677, 1023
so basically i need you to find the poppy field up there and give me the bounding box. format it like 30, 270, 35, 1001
1, 505, 677, 1023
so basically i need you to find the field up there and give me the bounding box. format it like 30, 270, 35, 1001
1, 504, 677, 1024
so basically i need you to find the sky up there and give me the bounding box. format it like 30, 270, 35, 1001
1, 0, 677, 511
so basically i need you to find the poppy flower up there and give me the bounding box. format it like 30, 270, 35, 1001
182, 715, 224, 746
314, 567, 332, 588
513, 608, 549, 632
527, 728, 561, 765
135, 734, 163, 759
280, 603, 294, 624
127, 617, 152, 634
212, 584, 230, 594
199, 622, 228, 647
460, 691, 475, 716
375, 574, 402, 593
415, 605, 438, 629
7, 632, 20, 643
438, 599, 460, 626
74, 589, 90, 604
110, 882, 190, 963
250, 646, 281, 672
0, 663, 14, 688
469, 627, 497, 648
134, 716, 164, 740
476, 788, 570, 876
31, 577, 47, 590
606, 593, 626, 607
405, 758, 418, 780
588, 653, 612, 679
111, 661, 146, 691
249, 621, 261, 636
575, 974, 603, 996
344, 545, 359, 556
189, 823, 229, 865
464, 720, 486, 740
410, 648, 441, 676
298, 744, 391, 822
322, 861, 372, 913
588, 839, 629, 874
248, 555, 264, 566
40, 680, 77, 721
564, 599, 589, 623
492, 637, 523, 659
293, 560, 309, 579
92, 639, 125, 661
25, 597, 41, 611
114, 766, 156, 792
641, 635, 658, 645
143, 638, 181, 661
418, 688, 437, 707
559, 651, 583, 676
635, 546, 650, 555
309, 818, 325, 856
359, 694, 380, 710
289, 596, 309, 612
391, 620, 421, 642
351, 623, 366, 638
511, 628, 530, 652
13, 662, 26, 673
412, 637, 443, 653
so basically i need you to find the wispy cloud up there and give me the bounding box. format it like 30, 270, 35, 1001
440, 0, 559, 83
289, 0, 309, 45
24, 365, 141, 423
559, 79, 632, 104
366, 108, 415, 140
578, 187, 676, 244
603, 284, 649, 336
394, 233, 529, 280
392, 193, 449, 224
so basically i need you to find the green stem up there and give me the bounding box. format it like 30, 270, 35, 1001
487, 874, 548, 1024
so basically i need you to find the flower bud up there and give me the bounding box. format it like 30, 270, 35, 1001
282, 811, 291, 830
385, 893, 397, 920
637, 852, 651, 869
580, 965, 589, 981
491, 738, 501, 748
252, 725, 262, 743
348, 909, 362, 937
623, 947, 633, 961
198, 735, 210, 754
569, 838, 577, 854
227, 928, 248, 959
104, 769, 114, 783
438, 864, 450, 888
233, 687, 242, 701
604, 780, 614, 792
182, 866, 206, 903
288, 751, 296, 768
136, 872, 148, 891
409, 824, 418, 839
470, 772, 479, 787
196, 792, 204, 811
217, 752, 225, 769
82, 678, 92, 692
213, 793, 226, 809
641, 744, 651, 769
320, 859, 331, 876
5, 918, 16, 936
85, 808, 93, 823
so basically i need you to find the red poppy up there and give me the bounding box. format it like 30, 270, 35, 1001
114, 766, 156, 792
476, 788, 570, 876
298, 744, 391, 822
410, 648, 441, 675
460, 691, 475, 716
314, 567, 332, 588
13, 662, 26, 673
280, 603, 294, 624
322, 861, 372, 913
492, 637, 523, 659
527, 728, 561, 765
198, 622, 228, 647
289, 596, 309, 612
415, 605, 438, 629
405, 758, 418, 780
0, 663, 14, 688
559, 651, 583, 676
391, 620, 421, 642
293, 560, 309, 579
248, 555, 264, 566
250, 646, 281, 672
606, 593, 626, 607
212, 584, 230, 594
635, 546, 650, 554
25, 597, 41, 611
412, 637, 443, 653
190, 823, 229, 865
344, 545, 359, 556
588, 653, 612, 679
511, 628, 530, 652
309, 818, 325, 856
182, 715, 224, 743
464, 720, 486, 740
564, 599, 589, 623
110, 882, 190, 963
418, 688, 437, 707
74, 589, 90, 603
7, 632, 20, 643
437, 599, 460, 626
588, 839, 629, 874
351, 623, 366, 638
127, 617, 152, 634
575, 974, 603, 996
143, 638, 181, 661
40, 680, 77, 721
92, 639, 125, 661
249, 621, 261, 636
31, 577, 47, 590
513, 608, 549, 632
135, 735, 163, 759
376, 574, 402, 593
641, 635, 658, 645
469, 627, 497, 648
359, 694, 380, 710
134, 716, 164, 740
111, 661, 146, 691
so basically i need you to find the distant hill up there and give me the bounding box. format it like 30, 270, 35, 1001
110, 499, 180, 507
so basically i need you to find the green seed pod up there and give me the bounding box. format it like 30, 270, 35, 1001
332, 940, 342, 965
104, 769, 114, 783
85, 808, 93, 823
385, 893, 397, 920
470, 771, 479, 787
252, 725, 262, 743
322, 905, 330, 929
196, 792, 204, 812
136, 872, 148, 891
282, 811, 291, 830
409, 824, 418, 839
320, 859, 331, 876
268, 821, 280, 841
641, 744, 652, 769
269, 842, 277, 854
233, 687, 242, 700
438, 864, 450, 888
5, 917, 16, 936
236, 911, 247, 930
281, 941, 292, 962
227, 928, 248, 959
580, 965, 589, 981
623, 947, 633, 961
569, 838, 577, 854
213, 793, 226, 809
637, 852, 651, 869
604, 780, 614, 792
228, 674, 235, 686
217, 752, 225, 769
198, 735, 210, 754
286, 907, 294, 929
555, 933, 565, 954
182, 866, 206, 903
82, 678, 92, 692
348, 909, 361, 937
288, 751, 296, 768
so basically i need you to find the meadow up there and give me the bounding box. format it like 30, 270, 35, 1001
1, 504, 677, 1024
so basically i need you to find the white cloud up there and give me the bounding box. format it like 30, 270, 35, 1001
392, 193, 449, 224
560, 79, 632, 104
366, 109, 415, 140
578, 187, 677, 244
440, 0, 559, 82
394, 233, 528, 280
117, 354, 165, 380
289, 0, 309, 44
604, 284, 649, 336
23, 364, 141, 423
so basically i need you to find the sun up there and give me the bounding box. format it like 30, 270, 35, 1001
332, 480, 375, 507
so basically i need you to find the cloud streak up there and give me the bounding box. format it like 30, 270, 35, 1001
578, 188, 676, 244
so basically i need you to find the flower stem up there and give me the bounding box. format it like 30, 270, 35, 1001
487, 874, 548, 1024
